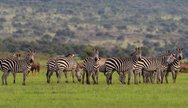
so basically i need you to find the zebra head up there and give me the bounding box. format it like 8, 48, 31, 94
26, 50, 35, 64
175, 48, 183, 60
13, 53, 21, 60
166, 52, 176, 65
93, 48, 99, 62
75, 64, 83, 82
135, 47, 142, 61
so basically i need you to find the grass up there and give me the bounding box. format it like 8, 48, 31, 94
0, 58, 188, 108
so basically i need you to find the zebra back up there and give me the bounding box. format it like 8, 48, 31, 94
105, 47, 142, 73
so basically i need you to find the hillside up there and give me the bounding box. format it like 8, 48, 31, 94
0, 0, 188, 57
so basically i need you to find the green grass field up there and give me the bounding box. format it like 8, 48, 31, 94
0, 64, 188, 108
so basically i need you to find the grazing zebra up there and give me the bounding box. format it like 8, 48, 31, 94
134, 51, 176, 84
105, 47, 142, 85
164, 48, 183, 83
46, 54, 82, 83
82, 48, 99, 85
0, 50, 35, 85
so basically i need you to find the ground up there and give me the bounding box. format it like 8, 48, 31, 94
0, 67, 188, 108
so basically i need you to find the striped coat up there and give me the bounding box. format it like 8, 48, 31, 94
82, 48, 99, 84
165, 48, 183, 83
134, 52, 176, 84
46, 54, 81, 83
105, 47, 142, 85
0, 51, 35, 85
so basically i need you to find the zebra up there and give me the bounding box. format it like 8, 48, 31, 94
46, 54, 82, 83
163, 48, 183, 83
134, 51, 176, 84
142, 64, 167, 83
82, 48, 99, 85
0, 52, 22, 84
0, 50, 35, 85
105, 47, 142, 85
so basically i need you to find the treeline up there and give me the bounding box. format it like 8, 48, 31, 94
1, 38, 187, 59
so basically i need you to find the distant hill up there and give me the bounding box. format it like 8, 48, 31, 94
0, 0, 188, 56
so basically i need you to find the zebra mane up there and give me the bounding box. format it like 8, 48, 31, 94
65, 54, 74, 57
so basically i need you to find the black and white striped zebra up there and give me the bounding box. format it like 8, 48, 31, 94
105, 47, 142, 85
82, 48, 99, 85
0, 53, 22, 83
164, 48, 183, 83
0, 50, 35, 85
134, 51, 176, 84
46, 54, 82, 83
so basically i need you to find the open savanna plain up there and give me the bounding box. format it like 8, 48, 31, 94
0, 53, 188, 108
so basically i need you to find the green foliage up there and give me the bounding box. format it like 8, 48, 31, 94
0, 0, 188, 58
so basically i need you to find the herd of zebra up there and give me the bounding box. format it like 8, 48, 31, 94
0, 47, 184, 85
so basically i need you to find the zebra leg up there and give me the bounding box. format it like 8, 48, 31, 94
171, 70, 176, 83
105, 71, 111, 85
119, 72, 125, 84
128, 70, 131, 85
22, 72, 26, 85
165, 71, 169, 83
161, 70, 165, 84
95, 70, 99, 84
174, 71, 179, 83
91, 73, 97, 84
134, 70, 140, 85
142, 70, 146, 83
46, 70, 53, 83
156, 70, 161, 84
46, 70, 49, 83
4, 71, 10, 85
13, 72, 16, 84
86, 71, 91, 84
2, 72, 6, 85
82, 70, 85, 84
139, 71, 141, 83
64, 70, 69, 83
71, 70, 75, 83
109, 71, 114, 84
57, 70, 62, 83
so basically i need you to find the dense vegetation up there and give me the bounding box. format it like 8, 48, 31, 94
0, 0, 188, 58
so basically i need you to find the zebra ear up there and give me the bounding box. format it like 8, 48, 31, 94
166, 50, 171, 54
28, 49, 32, 53
181, 48, 183, 51
176, 48, 180, 51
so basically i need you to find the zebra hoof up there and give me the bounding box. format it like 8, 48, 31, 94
57, 81, 60, 83
65, 81, 69, 83
86, 82, 90, 85
22, 83, 26, 86
47, 81, 50, 84
73, 81, 75, 83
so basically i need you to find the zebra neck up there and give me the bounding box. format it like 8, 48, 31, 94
172, 59, 180, 65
